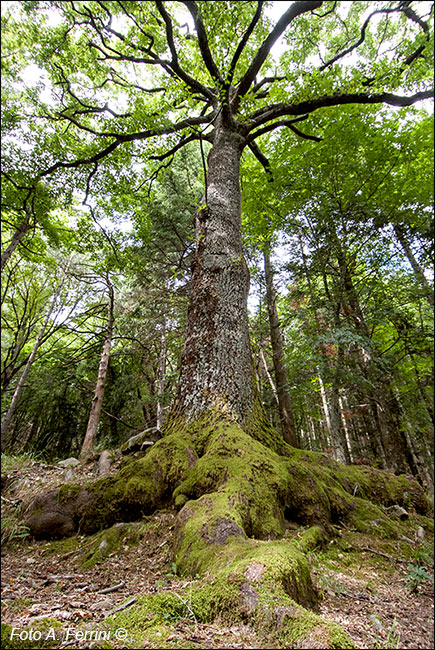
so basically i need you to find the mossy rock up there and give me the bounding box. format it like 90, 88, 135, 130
105, 572, 355, 649
81, 521, 144, 568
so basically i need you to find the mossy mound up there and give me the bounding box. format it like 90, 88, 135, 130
24, 415, 428, 542
105, 572, 355, 649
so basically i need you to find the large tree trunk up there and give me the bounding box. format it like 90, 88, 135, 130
172, 125, 255, 424
263, 243, 299, 447
79, 275, 114, 459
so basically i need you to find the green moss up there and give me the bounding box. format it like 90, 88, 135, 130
82, 522, 128, 568
42, 536, 80, 555
295, 526, 329, 554
105, 573, 353, 649
76, 433, 197, 534
347, 498, 402, 538
57, 484, 82, 502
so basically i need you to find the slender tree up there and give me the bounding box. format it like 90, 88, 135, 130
79, 273, 114, 458
263, 242, 299, 446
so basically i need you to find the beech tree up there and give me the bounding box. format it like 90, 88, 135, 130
8, 2, 435, 645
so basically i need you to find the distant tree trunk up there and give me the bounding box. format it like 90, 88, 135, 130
156, 316, 167, 431
1, 266, 68, 450
80, 275, 114, 459
336, 247, 414, 473
393, 388, 434, 489
259, 347, 279, 407
263, 244, 299, 447
296, 233, 350, 460
394, 224, 434, 307
1, 210, 32, 271
329, 347, 351, 464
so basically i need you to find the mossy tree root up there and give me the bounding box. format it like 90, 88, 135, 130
24, 416, 429, 647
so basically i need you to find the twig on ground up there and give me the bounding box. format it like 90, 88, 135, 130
104, 596, 136, 619
98, 581, 125, 594
359, 546, 408, 563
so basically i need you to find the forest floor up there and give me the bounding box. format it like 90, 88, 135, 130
1, 456, 434, 649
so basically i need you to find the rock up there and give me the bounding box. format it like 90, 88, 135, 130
89, 599, 112, 611
58, 458, 80, 468
64, 468, 74, 481
98, 450, 113, 476
390, 505, 409, 520
121, 428, 162, 454
25, 487, 93, 538
415, 525, 425, 542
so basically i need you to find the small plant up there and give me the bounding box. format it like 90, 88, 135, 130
411, 545, 434, 568
405, 563, 434, 593
165, 561, 178, 579
372, 616, 401, 649
1, 512, 30, 546
1, 451, 39, 472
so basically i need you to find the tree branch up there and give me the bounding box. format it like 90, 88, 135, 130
155, 1, 217, 101
320, 3, 431, 78
319, 6, 403, 72
252, 75, 286, 94
38, 111, 216, 179
181, 1, 223, 85
247, 89, 434, 130
247, 115, 310, 141
227, 1, 264, 87
288, 124, 322, 141
248, 141, 274, 181
149, 133, 202, 161
236, 1, 323, 99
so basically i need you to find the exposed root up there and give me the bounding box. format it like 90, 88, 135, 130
23, 415, 430, 648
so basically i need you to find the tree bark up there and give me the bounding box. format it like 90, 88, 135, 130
263, 243, 299, 447
80, 275, 114, 459
172, 124, 255, 424
1, 211, 32, 271
156, 315, 167, 431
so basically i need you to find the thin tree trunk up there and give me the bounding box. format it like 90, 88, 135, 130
394, 224, 434, 307
259, 347, 279, 407
1, 265, 69, 449
156, 316, 167, 431
263, 244, 299, 447
80, 275, 114, 459
339, 396, 354, 462
1, 210, 33, 271
393, 388, 433, 489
